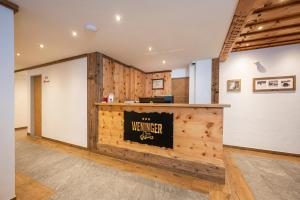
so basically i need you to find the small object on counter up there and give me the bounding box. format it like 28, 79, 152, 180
108, 93, 114, 103
102, 97, 108, 103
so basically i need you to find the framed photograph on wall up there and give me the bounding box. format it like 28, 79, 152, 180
227, 79, 241, 92
253, 75, 296, 92
152, 79, 164, 90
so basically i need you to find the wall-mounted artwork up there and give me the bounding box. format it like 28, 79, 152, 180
253, 75, 296, 92
227, 79, 241, 92
152, 79, 164, 90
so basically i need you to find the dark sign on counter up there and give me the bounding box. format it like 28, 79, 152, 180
124, 111, 173, 148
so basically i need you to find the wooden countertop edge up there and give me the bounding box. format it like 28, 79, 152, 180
95, 103, 230, 108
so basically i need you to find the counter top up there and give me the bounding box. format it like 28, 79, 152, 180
95, 102, 230, 108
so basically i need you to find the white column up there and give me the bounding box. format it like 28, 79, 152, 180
188, 64, 196, 103
0, 5, 15, 200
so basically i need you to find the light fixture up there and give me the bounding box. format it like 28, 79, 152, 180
84, 24, 98, 32
115, 14, 121, 22
246, 43, 250, 46
72, 31, 77, 37
16, 53, 21, 56
39, 44, 44, 48
162, 60, 166, 64
148, 46, 152, 51
258, 26, 263, 30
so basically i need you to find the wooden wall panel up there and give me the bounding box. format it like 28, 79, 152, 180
172, 78, 189, 103
98, 105, 224, 167
103, 57, 147, 102
145, 72, 172, 97
211, 58, 219, 104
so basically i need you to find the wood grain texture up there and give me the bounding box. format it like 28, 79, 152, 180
211, 58, 220, 104
87, 52, 103, 150
103, 57, 171, 102
33, 75, 42, 137
95, 103, 230, 108
97, 105, 226, 183
172, 78, 189, 103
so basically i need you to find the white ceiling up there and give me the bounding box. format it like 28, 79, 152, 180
14, 0, 237, 72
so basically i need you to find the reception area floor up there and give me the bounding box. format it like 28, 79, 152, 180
15, 129, 300, 200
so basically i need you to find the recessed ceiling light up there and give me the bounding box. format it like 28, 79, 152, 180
84, 24, 98, 32
258, 26, 263, 30
148, 46, 152, 51
39, 44, 44, 48
72, 31, 77, 37
115, 14, 121, 22
16, 53, 21, 56
246, 43, 250, 46
162, 60, 166, 64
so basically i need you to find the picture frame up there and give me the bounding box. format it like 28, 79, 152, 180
227, 79, 241, 92
152, 79, 164, 90
253, 75, 296, 92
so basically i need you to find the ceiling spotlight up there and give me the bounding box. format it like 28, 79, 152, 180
84, 24, 98, 32
16, 53, 21, 56
39, 44, 44, 48
162, 60, 166, 64
148, 46, 152, 51
258, 26, 263, 30
115, 14, 121, 22
246, 43, 250, 46
72, 31, 77, 37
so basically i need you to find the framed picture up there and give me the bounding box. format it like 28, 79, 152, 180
152, 79, 164, 90
253, 75, 296, 92
227, 79, 241, 92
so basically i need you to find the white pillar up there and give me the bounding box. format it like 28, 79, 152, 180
0, 5, 15, 200
189, 59, 212, 104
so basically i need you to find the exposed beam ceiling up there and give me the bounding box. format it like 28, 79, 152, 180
219, 0, 300, 61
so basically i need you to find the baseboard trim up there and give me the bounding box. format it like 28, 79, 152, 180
15, 126, 27, 131
41, 136, 88, 150
224, 144, 300, 158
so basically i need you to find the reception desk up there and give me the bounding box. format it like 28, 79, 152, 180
95, 103, 230, 183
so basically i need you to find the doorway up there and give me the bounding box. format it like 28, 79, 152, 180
31, 75, 42, 137
172, 77, 189, 103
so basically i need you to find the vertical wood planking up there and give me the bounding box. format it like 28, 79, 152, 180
87, 52, 103, 149
33, 75, 42, 137
211, 58, 220, 104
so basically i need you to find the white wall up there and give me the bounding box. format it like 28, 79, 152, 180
171, 67, 189, 78
27, 58, 88, 147
189, 59, 212, 104
220, 44, 300, 154
0, 5, 15, 200
15, 71, 28, 128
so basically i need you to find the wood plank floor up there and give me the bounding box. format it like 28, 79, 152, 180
15, 129, 300, 200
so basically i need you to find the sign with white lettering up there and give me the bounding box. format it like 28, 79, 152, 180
124, 111, 173, 148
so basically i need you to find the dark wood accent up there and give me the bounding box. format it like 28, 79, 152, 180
219, 0, 256, 61
15, 126, 27, 131
10, 197, 16, 200
33, 75, 42, 137
14, 54, 88, 73
211, 58, 219, 103
41, 136, 88, 150
145, 70, 172, 74
96, 143, 225, 184
0, 0, 18, 13
87, 52, 103, 150
224, 144, 300, 158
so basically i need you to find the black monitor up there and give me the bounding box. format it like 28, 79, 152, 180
139, 96, 174, 103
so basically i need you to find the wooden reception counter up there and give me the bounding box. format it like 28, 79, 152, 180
95, 103, 230, 183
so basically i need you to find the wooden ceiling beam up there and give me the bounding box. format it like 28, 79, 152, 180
235, 31, 300, 45
0, 0, 19, 13
219, 0, 257, 62
240, 23, 300, 37
232, 39, 300, 51
245, 13, 300, 27
252, 0, 300, 14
